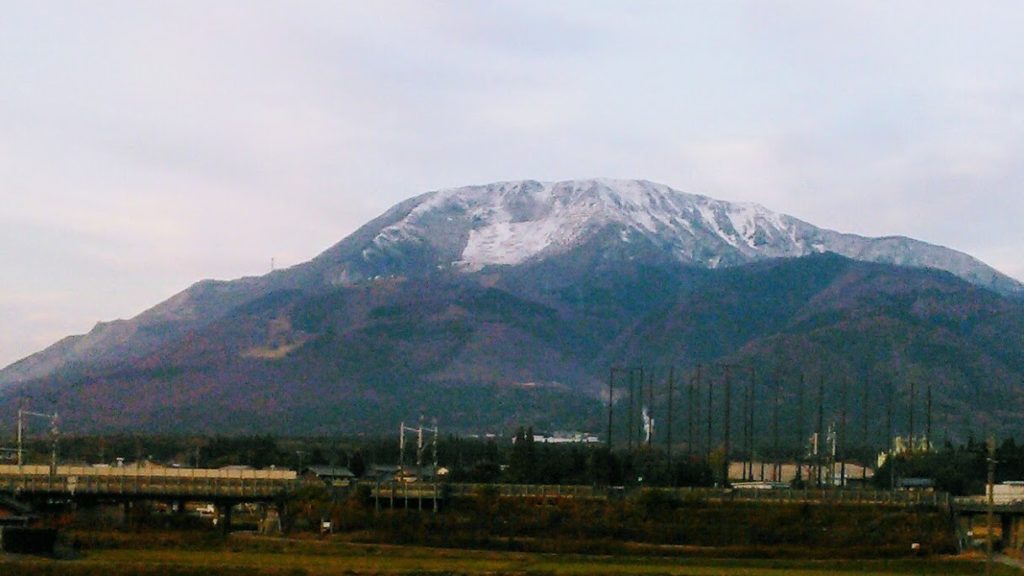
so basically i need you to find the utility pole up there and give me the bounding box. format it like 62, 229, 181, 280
687, 369, 696, 457
666, 366, 675, 473
986, 435, 996, 576
638, 367, 645, 449
399, 421, 406, 470
816, 376, 824, 487
926, 382, 932, 452
840, 377, 848, 487
797, 373, 805, 483
722, 365, 733, 487
416, 419, 425, 511
49, 413, 58, 476
628, 369, 635, 451
17, 405, 23, 469
416, 419, 424, 480
862, 376, 869, 482
742, 372, 750, 481
748, 367, 756, 481
606, 367, 616, 450
432, 420, 439, 473
772, 371, 781, 482
432, 420, 439, 513
705, 364, 713, 464
909, 379, 916, 453
887, 382, 895, 491
647, 371, 654, 447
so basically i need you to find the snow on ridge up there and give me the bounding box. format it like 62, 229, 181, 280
367, 178, 801, 269
343, 178, 1024, 293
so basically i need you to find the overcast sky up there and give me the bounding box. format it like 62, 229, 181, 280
2, 1, 1022, 368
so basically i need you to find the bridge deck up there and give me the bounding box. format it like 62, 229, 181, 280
0, 464, 296, 500
953, 496, 1024, 513
0, 464, 952, 508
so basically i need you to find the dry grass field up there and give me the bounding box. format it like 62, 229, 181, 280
1, 536, 1016, 576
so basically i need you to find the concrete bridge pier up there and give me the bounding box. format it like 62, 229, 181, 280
1001, 514, 1024, 552
953, 508, 1024, 553
216, 501, 233, 533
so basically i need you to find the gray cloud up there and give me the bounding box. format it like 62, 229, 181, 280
2, 1, 1022, 367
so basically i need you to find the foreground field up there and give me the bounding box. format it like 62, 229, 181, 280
1, 538, 1016, 576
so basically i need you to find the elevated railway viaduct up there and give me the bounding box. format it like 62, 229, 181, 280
0, 464, 296, 531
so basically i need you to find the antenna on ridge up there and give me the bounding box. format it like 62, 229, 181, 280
271, 257, 275, 272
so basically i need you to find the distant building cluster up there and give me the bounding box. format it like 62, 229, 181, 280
530, 431, 601, 444
877, 435, 933, 468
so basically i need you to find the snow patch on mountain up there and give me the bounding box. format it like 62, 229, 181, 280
366, 179, 806, 271
461, 216, 575, 268
356, 178, 1022, 295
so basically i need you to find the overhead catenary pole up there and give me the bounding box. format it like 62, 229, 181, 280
17, 404, 60, 472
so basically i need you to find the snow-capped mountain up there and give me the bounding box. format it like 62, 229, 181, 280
4, 178, 1024, 436
2, 178, 1020, 389
316, 178, 1022, 294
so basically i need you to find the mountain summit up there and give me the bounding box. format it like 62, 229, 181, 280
311, 179, 1020, 293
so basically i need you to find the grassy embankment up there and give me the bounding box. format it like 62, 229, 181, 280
301, 489, 959, 558
1, 488, 977, 575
